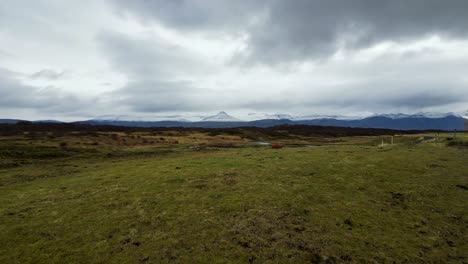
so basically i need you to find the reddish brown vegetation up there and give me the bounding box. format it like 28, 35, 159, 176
271, 144, 283, 149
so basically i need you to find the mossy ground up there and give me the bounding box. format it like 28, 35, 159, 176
0, 131, 467, 263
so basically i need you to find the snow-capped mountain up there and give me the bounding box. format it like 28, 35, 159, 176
246, 113, 294, 121
372, 113, 412, 119
202, 111, 241, 122
89, 111, 464, 123
93, 112, 243, 122
371, 112, 461, 119
294, 114, 363, 120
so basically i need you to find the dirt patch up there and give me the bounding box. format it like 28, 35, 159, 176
223, 172, 238, 186
189, 179, 210, 189
226, 208, 319, 260
428, 163, 444, 168
388, 192, 408, 209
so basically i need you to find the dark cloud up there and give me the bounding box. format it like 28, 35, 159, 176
326, 80, 468, 109
246, 0, 468, 63
113, 0, 468, 64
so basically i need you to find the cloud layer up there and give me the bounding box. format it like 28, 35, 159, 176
0, 0, 467, 120
115, 0, 468, 63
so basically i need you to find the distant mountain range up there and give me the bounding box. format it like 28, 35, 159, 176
1, 112, 467, 130
0, 119, 65, 124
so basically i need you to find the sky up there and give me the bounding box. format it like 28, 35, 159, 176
1, 0, 468, 121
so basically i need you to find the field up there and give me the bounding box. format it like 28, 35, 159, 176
0, 124, 467, 263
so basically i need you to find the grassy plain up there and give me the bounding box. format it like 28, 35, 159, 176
0, 128, 467, 263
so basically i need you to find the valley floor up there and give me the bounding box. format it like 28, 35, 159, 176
0, 130, 467, 263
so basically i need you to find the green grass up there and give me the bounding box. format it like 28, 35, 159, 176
0, 134, 467, 263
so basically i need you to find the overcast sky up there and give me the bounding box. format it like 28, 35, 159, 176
1, 0, 468, 120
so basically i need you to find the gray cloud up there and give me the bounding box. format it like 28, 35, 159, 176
247, 0, 468, 64
113, 0, 468, 64
0, 49, 12, 58
112, 80, 217, 112
30, 69, 66, 80
323, 80, 468, 109
97, 31, 213, 79
0, 68, 87, 112
97, 27, 468, 114
98, 31, 223, 112
112, 0, 266, 32
238, 76, 468, 114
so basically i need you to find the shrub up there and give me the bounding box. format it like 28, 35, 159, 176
447, 140, 468, 147
271, 143, 283, 149
59, 142, 68, 149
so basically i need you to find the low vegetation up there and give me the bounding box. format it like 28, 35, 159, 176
0, 124, 466, 263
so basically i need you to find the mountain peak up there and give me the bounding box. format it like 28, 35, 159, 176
202, 111, 241, 122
